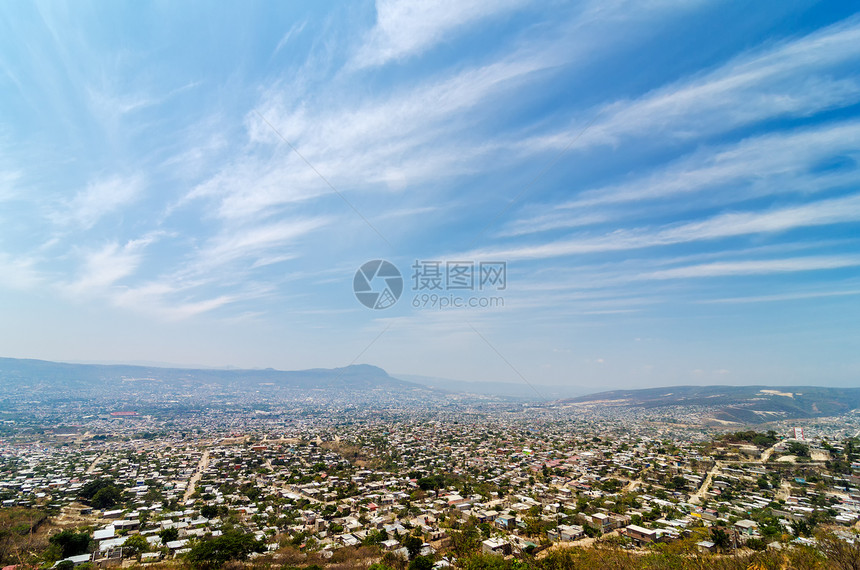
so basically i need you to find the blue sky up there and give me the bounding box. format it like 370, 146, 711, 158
1, 1, 859, 391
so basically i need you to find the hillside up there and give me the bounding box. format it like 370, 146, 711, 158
562, 384, 860, 423
0, 357, 431, 402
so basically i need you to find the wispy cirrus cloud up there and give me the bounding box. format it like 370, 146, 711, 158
0, 169, 21, 202
85, 218, 327, 321
474, 193, 860, 260
522, 15, 860, 155
54, 174, 145, 230
204, 0, 706, 231
273, 20, 307, 56
189, 217, 330, 274
562, 120, 860, 210
702, 288, 860, 304
499, 211, 610, 238
62, 233, 162, 297
639, 255, 860, 280
351, 0, 527, 69
0, 252, 41, 290
183, 49, 564, 227
87, 88, 157, 117
110, 281, 239, 321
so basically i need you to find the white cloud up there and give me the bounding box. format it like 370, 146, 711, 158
352, 0, 527, 69
184, 157, 329, 222
472, 193, 860, 260
88, 87, 156, 116
703, 288, 860, 304
499, 211, 610, 237
523, 16, 860, 153
0, 252, 41, 290
0, 169, 21, 202
639, 255, 860, 280
111, 281, 237, 321
566, 120, 860, 209
59, 174, 144, 229
92, 218, 326, 321
183, 0, 717, 231
185, 51, 559, 225
472, 18, 860, 244
659, 194, 860, 242
63, 234, 159, 297
194, 218, 329, 272
273, 21, 307, 55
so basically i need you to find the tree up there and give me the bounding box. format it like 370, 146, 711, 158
364, 529, 388, 546
417, 474, 446, 496
450, 522, 481, 556
200, 505, 220, 519
240, 482, 261, 502
668, 476, 687, 491
710, 527, 732, 552
159, 527, 179, 545
49, 530, 91, 559
409, 555, 434, 570
758, 515, 782, 539
583, 524, 601, 538
122, 534, 149, 557
78, 479, 113, 501
787, 441, 811, 458
791, 519, 815, 538
185, 530, 264, 570
403, 535, 423, 560
91, 485, 123, 509
460, 552, 520, 570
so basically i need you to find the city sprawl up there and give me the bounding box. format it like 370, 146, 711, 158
3, 386, 860, 569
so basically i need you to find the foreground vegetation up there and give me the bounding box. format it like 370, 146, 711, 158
11, 515, 860, 570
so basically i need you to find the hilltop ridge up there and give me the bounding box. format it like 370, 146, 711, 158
561, 384, 860, 423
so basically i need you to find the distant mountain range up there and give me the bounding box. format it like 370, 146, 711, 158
0, 357, 421, 395
0, 356, 583, 403
561, 384, 860, 423
2, 356, 858, 422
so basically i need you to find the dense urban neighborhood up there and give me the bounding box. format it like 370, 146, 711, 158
2, 385, 860, 569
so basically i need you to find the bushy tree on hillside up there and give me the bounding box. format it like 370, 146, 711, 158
185, 530, 263, 569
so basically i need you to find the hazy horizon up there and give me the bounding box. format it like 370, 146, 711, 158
2, 354, 858, 396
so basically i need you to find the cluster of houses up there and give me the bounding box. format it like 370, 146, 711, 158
2, 406, 860, 567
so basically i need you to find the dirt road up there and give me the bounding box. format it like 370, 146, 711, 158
86, 452, 106, 474
183, 449, 210, 502
690, 461, 721, 504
